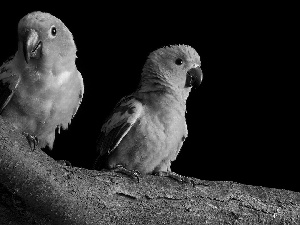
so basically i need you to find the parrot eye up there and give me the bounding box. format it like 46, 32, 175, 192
175, 58, 183, 65
49, 26, 57, 38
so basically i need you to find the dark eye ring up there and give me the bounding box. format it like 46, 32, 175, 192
175, 58, 183, 65
50, 26, 57, 37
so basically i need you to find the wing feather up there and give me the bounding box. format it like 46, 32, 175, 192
0, 57, 20, 113
96, 95, 143, 160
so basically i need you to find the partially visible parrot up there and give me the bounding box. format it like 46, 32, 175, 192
94, 45, 202, 181
0, 11, 84, 149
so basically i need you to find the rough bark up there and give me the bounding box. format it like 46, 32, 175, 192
0, 116, 300, 225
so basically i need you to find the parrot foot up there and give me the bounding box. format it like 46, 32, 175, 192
22, 132, 39, 151
56, 160, 72, 166
154, 171, 195, 186
113, 164, 140, 182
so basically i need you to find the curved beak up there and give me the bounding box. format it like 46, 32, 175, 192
185, 65, 203, 88
23, 29, 42, 64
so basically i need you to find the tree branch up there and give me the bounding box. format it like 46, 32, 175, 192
1, 116, 300, 224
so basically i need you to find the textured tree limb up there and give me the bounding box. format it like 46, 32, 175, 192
1, 116, 300, 225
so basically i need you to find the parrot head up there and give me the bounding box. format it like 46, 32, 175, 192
17, 11, 76, 72
141, 45, 202, 97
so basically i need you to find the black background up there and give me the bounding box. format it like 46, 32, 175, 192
0, 4, 297, 192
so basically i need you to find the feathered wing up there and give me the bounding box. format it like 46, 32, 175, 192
0, 57, 20, 114
94, 95, 143, 169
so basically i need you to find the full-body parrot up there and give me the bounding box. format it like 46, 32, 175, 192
0, 11, 84, 149
94, 45, 202, 181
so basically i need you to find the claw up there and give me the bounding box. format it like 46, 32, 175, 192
22, 132, 39, 150
113, 164, 140, 182
56, 160, 72, 166
154, 171, 195, 186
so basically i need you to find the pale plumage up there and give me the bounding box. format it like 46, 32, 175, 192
0, 11, 84, 149
94, 45, 202, 175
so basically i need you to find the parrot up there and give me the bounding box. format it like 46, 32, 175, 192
94, 45, 202, 182
0, 11, 84, 150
